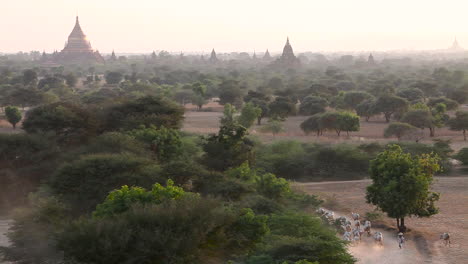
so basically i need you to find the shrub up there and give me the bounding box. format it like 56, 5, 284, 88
455, 148, 468, 165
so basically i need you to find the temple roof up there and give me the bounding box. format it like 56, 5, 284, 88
69, 16, 86, 39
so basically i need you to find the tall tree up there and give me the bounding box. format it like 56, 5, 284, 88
366, 145, 440, 232
238, 103, 262, 129
384, 122, 418, 141
448, 111, 468, 141
5, 106, 22, 129
374, 95, 408, 122
299, 96, 328, 115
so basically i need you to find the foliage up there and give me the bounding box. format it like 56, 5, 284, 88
317, 111, 360, 136
105, 71, 123, 84
256, 173, 291, 200
104, 96, 184, 131
260, 119, 285, 136
366, 145, 441, 231
298, 96, 328, 115
342, 91, 373, 110
269, 97, 296, 119
128, 125, 182, 161
396, 88, 424, 102
22, 102, 98, 140
238, 102, 262, 128
454, 148, 468, 165
355, 99, 377, 121
300, 114, 322, 136
202, 121, 254, 171
373, 95, 408, 122
384, 122, 418, 140
427, 97, 459, 111
93, 179, 188, 218
448, 111, 468, 141
5, 106, 22, 129
48, 153, 161, 213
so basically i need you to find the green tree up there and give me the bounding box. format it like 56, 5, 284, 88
238, 102, 262, 129
374, 95, 408, 122
48, 153, 161, 213
5, 106, 22, 129
427, 97, 459, 111
356, 99, 377, 121
22, 69, 38, 86
454, 148, 468, 165
191, 82, 208, 110
336, 111, 360, 136
260, 119, 285, 137
256, 173, 290, 200
299, 96, 328, 115
128, 125, 182, 161
269, 97, 296, 119
105, 71, 123, 85
396, 88, 424, 102
448, 111, 468, 141
342, 91, 374, 110
384, 122, 418, 141
64, 73, 78, 88
218, 80, 244, 108
366, 145, 441, 232
93, 179, 188, 218
300, 114, 323, 136
104, 96, 184, 131
22, 102, 98, 140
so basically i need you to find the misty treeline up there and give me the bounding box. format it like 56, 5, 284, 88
0, 51, 466, 263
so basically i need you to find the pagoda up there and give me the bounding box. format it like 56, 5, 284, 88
209, 49, 218, 63
263, 49, 272, 61
276, 37, 300, 67
368, 53, 375, 65
448, 37, 463, 52
54, 16, 104, 64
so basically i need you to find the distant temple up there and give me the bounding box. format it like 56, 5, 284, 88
448, 37, 463, 52
263, 49, 272, 61
109, 50, 117, 62
209, 49, 218, 63
368, 53, 375, 65
50, 16, 104, 64
276, 37, 300, 67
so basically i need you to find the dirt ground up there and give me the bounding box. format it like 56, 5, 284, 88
294, 176, 468, 264
182, 107, 468, 151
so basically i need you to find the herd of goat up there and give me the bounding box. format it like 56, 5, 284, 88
316, 208, 452, 248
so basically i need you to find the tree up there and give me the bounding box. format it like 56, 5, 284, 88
300, 114, 322, 136
336, 111, 360, 136
269, 96, 296, 119
105, 71, 123, 85
342, 91, 373, 110
299, 96, 328, 115
366, 145, 441, 232
454, 148, 468, 165
22, 69, 38, 86
260, 119, 285, 137
448, 111, 468, 141
218, 80, 244, 108
356, 99, 377, 121
48, 153, 160, 213
128, 125, 182, 161
427, 97, 459, 111
384, 122, 418, 141
396, 88, 424, 102
191, 82, 208, 110
5, 106, 22, 129
238, 102, 262, 129
104, 96, 184, 131
64, 73, 78, 88
202, 121, 254, 171
319, 111, 360, 136
374, 95, 408, 122
22, 102, 98, 140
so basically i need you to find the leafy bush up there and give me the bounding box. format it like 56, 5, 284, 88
48, 153, 161, 213
455, 148, 468, 165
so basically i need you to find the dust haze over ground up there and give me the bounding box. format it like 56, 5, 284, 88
296, 177, 468, 264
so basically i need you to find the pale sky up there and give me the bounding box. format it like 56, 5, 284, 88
1, 0, 468, 53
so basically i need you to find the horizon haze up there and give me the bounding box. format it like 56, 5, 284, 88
1, 0, 468, 53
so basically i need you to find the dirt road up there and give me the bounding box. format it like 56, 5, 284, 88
296, 178, 467, 264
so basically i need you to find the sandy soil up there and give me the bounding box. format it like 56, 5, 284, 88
182, 109, 468, 151
295, 177, 468, 264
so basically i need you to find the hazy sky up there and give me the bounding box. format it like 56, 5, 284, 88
1, 0, 468, 53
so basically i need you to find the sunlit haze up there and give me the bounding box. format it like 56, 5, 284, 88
2, 0, 468, 53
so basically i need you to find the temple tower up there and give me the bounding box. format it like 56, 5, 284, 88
277, 37, 300, 66
55, 16, 104, 64
209, 49, 218, 63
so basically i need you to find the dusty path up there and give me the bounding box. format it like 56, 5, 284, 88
296, 178, 468, 264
